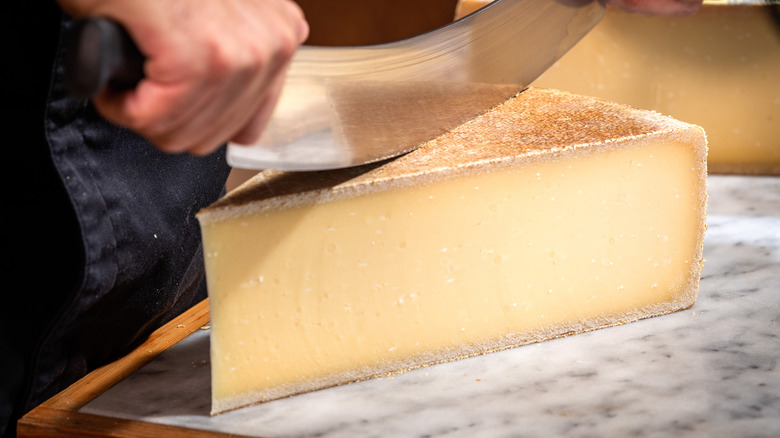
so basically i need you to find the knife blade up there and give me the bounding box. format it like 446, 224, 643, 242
64, 0, 605, 171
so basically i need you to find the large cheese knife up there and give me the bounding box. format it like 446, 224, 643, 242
64, 0, 605, 171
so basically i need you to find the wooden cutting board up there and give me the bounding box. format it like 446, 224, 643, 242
16, 299, 248, 438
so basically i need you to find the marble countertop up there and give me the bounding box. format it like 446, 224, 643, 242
81, 174, 780, 438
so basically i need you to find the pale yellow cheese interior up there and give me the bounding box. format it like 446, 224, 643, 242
201, 128, 705, 414
456, 1, 780, 174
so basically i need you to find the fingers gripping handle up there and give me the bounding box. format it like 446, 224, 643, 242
64, 18, 145, 99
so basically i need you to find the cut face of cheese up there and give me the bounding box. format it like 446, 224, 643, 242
456, 1, 780, 174
197, 88, 708, 415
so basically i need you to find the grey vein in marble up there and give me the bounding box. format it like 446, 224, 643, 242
82, 175, 780, 438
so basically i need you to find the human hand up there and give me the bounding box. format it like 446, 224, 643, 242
57, 0, 309, 156
607, 0, 703, 16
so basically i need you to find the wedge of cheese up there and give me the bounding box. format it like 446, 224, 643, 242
198, 88, 708, 415
457, 1, 780, 174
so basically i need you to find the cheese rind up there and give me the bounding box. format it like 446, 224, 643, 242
198, 88, 707, 415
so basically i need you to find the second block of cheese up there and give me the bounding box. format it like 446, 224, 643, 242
198, 88, 707, 415
533, 4, 780, 175
457, 1, 780, 174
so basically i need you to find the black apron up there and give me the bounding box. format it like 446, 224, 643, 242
1, 3, 231, 436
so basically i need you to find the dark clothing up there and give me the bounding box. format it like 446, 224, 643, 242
1, 3, 231, 437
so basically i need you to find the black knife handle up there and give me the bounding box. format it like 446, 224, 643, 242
64, 17, 145, 100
